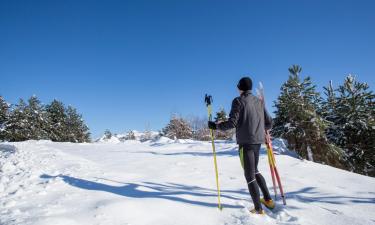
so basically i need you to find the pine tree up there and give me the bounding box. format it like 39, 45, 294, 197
65, 106, 91, 143
214, 108, 234, 140
328, 75, 375, 176
272, 65, 343, 168
45, 100, 68, 142
1, 96, 90, 143
25, 96, 49, 140
162, 115, 193, 139
214, 108, 227, 122
5, 99, 29, 141
0, 96, 10, 141
320, 81, 342, 147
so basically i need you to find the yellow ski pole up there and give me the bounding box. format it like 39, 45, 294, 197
205, 94, 223, 210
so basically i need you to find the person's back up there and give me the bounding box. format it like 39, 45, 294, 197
215, 89, 272, 145
234, 92, 272, 144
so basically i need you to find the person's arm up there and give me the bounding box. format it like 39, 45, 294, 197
217, 98, 242, 130
264, 108, 272, 130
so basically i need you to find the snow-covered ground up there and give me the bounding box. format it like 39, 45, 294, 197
1, 138, 374, 225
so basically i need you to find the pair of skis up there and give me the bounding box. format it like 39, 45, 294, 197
257, 83, 286, 205
265, 130, 286, 205
205, 83, 286, 211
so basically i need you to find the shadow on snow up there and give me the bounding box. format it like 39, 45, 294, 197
131, 148, 241, 157
40, 174, 244, 209
286, 187, 375, 205
39, 175, 375, 210
129, 147, 292, 158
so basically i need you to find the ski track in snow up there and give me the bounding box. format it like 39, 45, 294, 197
1, 139, 375, 225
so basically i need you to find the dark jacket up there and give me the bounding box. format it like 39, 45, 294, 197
217, 91, 272, 144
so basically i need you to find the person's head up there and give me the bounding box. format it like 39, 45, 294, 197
237, 77, 252, 94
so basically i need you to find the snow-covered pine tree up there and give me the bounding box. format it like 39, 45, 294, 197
319, 80, 340, 143
65, 106, 91, 143
330, 75, 375, 176
5, 99, 29, 141
45, 99, 68, 142
25, 96, 49, 140
272, 65, 343, 168
273, 65, 313, 140
0, 96, 10, 141
162, 115, 192, 139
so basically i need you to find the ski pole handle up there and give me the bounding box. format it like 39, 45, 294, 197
205, 94, 213, 107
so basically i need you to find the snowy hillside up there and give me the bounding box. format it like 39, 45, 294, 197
1, 139, 374, 225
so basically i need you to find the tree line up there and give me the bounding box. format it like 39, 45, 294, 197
272, 65, 374, 177
0, 96, 90, 143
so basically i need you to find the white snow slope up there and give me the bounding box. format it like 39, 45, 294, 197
1, 139, 374, 225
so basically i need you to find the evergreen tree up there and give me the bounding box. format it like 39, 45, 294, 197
5, 99, 29, 141
45, 100, 68, 142
326, 75, 375, 176
65, 106, 91, 143
162, 115, 193, 139
1, 96, 90, 143
0, 96, 10, 141
214, 108, 227, 122
320, 81, 342, 146
272, 65, 343, 168
214, 108, 234, 140
25, 96, 49, 140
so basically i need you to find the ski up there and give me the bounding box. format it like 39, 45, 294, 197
256, 83, 287, 205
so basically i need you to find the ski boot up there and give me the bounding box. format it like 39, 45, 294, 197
260, 198, 275, 210
249, 208, 265, 215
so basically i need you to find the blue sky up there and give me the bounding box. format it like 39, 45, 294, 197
1, 0, 374, 138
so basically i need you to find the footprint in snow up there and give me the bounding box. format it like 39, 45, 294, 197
319, 206, 343, 215
235, 200, 299, 224
266, 204, 299, 224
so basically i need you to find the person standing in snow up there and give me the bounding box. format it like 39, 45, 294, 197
208, 77, 275, 214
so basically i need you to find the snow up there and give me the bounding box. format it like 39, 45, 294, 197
307, 146, 314, 161
1, 139, 375, 225
95, 130, 160, 143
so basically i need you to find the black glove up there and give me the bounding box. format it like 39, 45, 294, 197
208, 121, 217, 130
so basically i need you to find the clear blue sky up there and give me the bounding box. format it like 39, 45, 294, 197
1, 0, 374, 138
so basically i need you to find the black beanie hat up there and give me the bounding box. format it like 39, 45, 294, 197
237, 77, 252, 91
